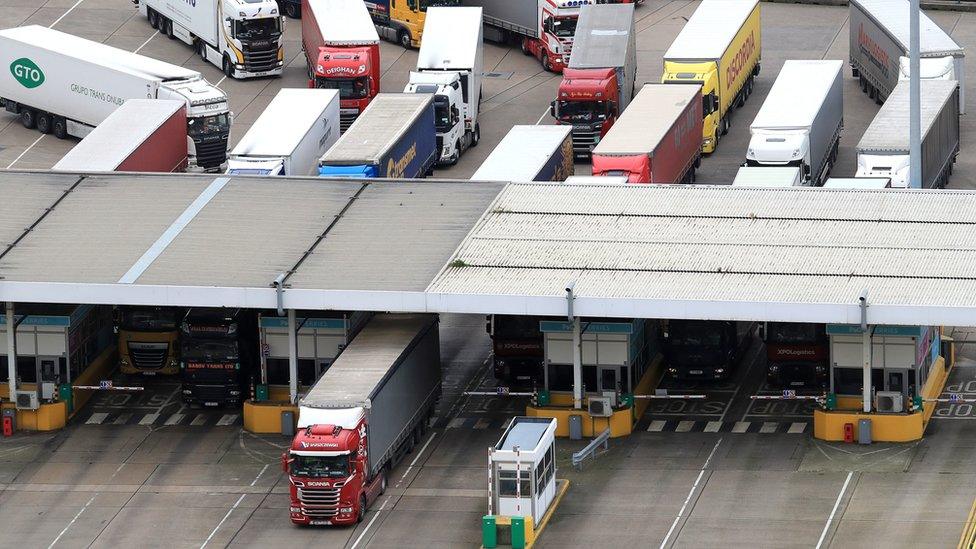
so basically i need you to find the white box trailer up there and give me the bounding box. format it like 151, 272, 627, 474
746, 60, 844, 186
471, 125, 573, 182
856, 80, 959, 189
0, 26, 231, 170
227, 89, 340, 176
823, 177, 891, 189
850, 0, 965, 112
732, 166, 801, 187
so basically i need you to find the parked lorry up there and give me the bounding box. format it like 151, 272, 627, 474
0, 26, 231, 170
745, 60, 843, 186
117, 306, 183, 376
486, 315, 545, 385
551, 3, 636, 157
591, 84, 702, 184
850, 0, 965, 113
471, 125, 573, 182
855, 80, 959, 188
662, 320, 755, 381
318, 93, 436, 178
662, 0, 762, 153
303, 0, 380, 132
364, 0, 459, 49
227, 89, 340, 176
732, 166, 801, 187
52, 100, 187, 173
404, 7, 483, 165
466, 0, 583, 73
140, 0, 283, 79
285, 314, 441, 526
760, 322, 828, 388
564, 175, 628, 184
180, 308, 257, 408
823, 177, 891, 189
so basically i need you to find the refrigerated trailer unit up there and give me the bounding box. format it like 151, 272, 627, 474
662, 0, 762, 153
856, 80, 959, 188
591, 84, 703, 184
52, 99, 187, 173
467, 0, 582, 73
140, 0, 284, 79
0, 26, 231, 170
849, 0, 965, 112
745, 60, 844, 186
732, 166, 801, 187
471, 125, 573, 182
227, 89, 340, 176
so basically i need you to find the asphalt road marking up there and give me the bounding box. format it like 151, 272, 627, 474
646, 420, 809, 434
47, 495, 96, 548
165, 414, 185, 426
199, 493, 246, 549
816, 471, 854, 549
49, 0, 87, 29
86, 412, 109, 425
349, 496, 390, 549
396, 433, 436, 487
133, 30, 159, 54
139, 413, 159, 425
660, 438, 723, 549
191, 414, 208, 426
217, 414, 238, 426
5, 135, 44, 169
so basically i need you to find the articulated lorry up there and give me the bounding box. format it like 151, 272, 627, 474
364, 0, 459, 49
227, 89, 340, 176
732, 166, 801, 187
303, 0, 380, 132
0, 26, 231, 170
745, 60, 844, 187
663, 0, 762, 153
760, 322, 829, 389
663, 320, 755, 381
856, 80, 959, 188
552, 3, 636, 158
591, 84, 702, 184
180, 308, 257, 408
467, 0, 584, 73
850, 0, 965, 112
118, 306, 183, 376
471, 126, 573, 182
404, 7, 483, 165
52, 100, 187, 173
140, 0, 283, 79
286, 314, 441, 526
318, 93, 436, 178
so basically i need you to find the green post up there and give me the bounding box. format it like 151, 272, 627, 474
58, 384, 73, 414
482, 516, 497, 548
537, 390, 550, 407
825, 393, 837, 411
913, 395, 923, 411
511, 516, 526, 549
255, 384, 269, 402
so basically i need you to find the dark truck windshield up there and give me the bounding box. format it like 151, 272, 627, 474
551, 17, 577, 37
557, 100, 607, 123
121, 308, 178, 331
767, 323, 824, 344
493, 316, 542, 339
290, 454, 350, 478
188, 113, 230, 138
316, 77, 368, 99
433, 95, 452, 132
234, 17, 281, 40
181, 339, 239, 362
669, 322, 722, 347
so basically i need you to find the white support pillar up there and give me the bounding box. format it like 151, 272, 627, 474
572, 316, 582, 410
288, 308, 298, 405
859, 292, 872, 413
5, 302, 16, 402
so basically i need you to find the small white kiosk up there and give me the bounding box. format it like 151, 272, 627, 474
489, 417, 558, 525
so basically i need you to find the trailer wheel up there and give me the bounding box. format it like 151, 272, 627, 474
36, 112, 52, 134
851, 67, 859, 78
398, 30, 412, 49
357, 495, 366, 523
164, 18, 174, 38
20, 108, 36, 130
148, 9, 159, 29
285, 2, 299, 18
197, 40, 207, 60
471, 123, 480, 148
380, 471, 388, 495
53, 117, 68, 139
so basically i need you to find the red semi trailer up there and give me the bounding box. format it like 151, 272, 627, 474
591, 84, 702, 184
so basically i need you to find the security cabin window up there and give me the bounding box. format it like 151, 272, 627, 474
834, 367, 885, 396
547, 363, 574, 392
534, 445, 555, 491
498, 469, 531, 497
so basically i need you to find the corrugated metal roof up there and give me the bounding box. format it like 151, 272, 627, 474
0, 173, 79, 255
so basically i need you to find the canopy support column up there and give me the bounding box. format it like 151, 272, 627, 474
860, 293, 873, 413
5, 302, 16, 403
288, 308, 298, 405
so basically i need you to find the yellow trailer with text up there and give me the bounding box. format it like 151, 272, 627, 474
662, 0, 762, 153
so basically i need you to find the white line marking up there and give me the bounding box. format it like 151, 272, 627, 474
190, 414, 207, 426
731, 421, 750, 433
703, 421, 722, 433
759, 422, 778, 434
447, 417, 465, 429
164, 413, 185, 426
199, 493, 245, 549
397, 433, 436, 485
675, 420, 695, 433
85, 412, 108, 425
647, 420, 667, 432
6, 135, 44, 169
133, 30, 159, 54
535, 107, 551, 125
217, 414, 238, 426
815, 471, 854, 549
49, 0, 87, 29
788, 422, 808, 434
250, 464, 269, 487
113, 413, 132, 425
474, 419, 490, 429
349, 496, 390, 549
215, 75, 228, 87
47, 495, 95, 548
659, 438, 723, 549
139, 413, 159, 426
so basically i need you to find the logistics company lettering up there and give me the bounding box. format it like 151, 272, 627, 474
10, 58, 44, 89
71, 84, 126, 106
324, 65, 367, 76
725, 32, 756, 91
858, 24, 890, 78
386, 142, 417, 178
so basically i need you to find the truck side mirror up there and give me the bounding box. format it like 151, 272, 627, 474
607, 101, 616, 115
758, 323, 766, 341
406, 0, 416, 10
281, 452, 289, 473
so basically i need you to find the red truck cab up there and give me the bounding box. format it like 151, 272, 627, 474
553, 68, 620, 156
761, 322, 829, 388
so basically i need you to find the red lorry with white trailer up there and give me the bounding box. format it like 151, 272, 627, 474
302, 0, 381, 132
52, 99, 187, 173
285, 314, 441, 526
591, 84, 703, 183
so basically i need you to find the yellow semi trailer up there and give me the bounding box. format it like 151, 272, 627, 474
662, 0, 762, 154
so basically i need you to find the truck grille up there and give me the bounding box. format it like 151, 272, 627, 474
193, 137, 228, 169
129, 342, 168, 370
188, 384, 231, 403
339, 110, 359, 133
572, 126, 599, 155
562, 39, 573, 66
243, 44, 279, 73
298, 482, 345, 517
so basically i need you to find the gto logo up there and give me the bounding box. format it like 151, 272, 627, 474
10, 58, 44, 89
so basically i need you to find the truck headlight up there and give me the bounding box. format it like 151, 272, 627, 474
182, 389, 192, 395
290, 507, 301, 513
340, 507, 353, 514
792, 149, 800, 158
120, 357, 130, 366
715, 368, 725, 374
769, 365, 779, 373
229, 390, 241, 396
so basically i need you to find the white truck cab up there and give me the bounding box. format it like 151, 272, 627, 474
856, 154, 910, 188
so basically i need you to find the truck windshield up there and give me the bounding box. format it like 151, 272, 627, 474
767, 323, 823, 344
181, 339, 239, 362
315, 77, 368, 100
188, 114, 230, 137
234, 18, 281, 40
121, 308, 178, 332
669, 322, 722, 347
290, 454, 350, 478
551, 17, 577, 38
493, 316, 542, 339
433, 95, 452, 132
557, 100, 607, 123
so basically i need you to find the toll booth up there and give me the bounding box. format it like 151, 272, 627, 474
489, 417, 558, 525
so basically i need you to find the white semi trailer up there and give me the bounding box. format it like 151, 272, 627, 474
0, 25, 231, 170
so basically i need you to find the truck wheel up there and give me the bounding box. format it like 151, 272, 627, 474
380, 472, 388, 495
148, 9, 159, 29
521, 38, 531, 55
20, 108, 36, 129
398, 31, 412, 49
542, 53, 552, 73
164, 18, 174, 38
859, 76, 867, 93
721, 117, 729, 136
36, 112, 52, 134
471, 123, 480, 148
197, 40, 207, 60
53, 117, 68, 139
222, 56, 235, 78
285, 2, 299, 18
357, 495, 367, 523
852, 67, 859, 78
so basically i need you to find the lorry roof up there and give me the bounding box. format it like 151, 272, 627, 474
592, 84, 699, 156
471, 126, 572, 182
418, 7, 483, 70
823, 178, 891, 189
230, 89, 338, 158
857, 80, 957, 152
300, 314, 435, 409
320, 94, 433, 164
306, 0, 379, 44
496, 417, 554, 452
664, 0, 760, 61
52, 100, 184, 172
568, 3, 635, 69
750, 60, 843, 131
0, 25, 201, 82
732, 167, 801, 187
852, 0, 963, 56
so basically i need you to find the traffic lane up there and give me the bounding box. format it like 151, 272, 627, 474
0, 490, 131, 549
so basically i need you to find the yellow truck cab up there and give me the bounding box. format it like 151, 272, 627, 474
662, 0, 761, 153
117, 306, 181, 376
365, 0, 460, 48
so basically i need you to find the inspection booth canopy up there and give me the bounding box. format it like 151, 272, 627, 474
489, 417, 558, 524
